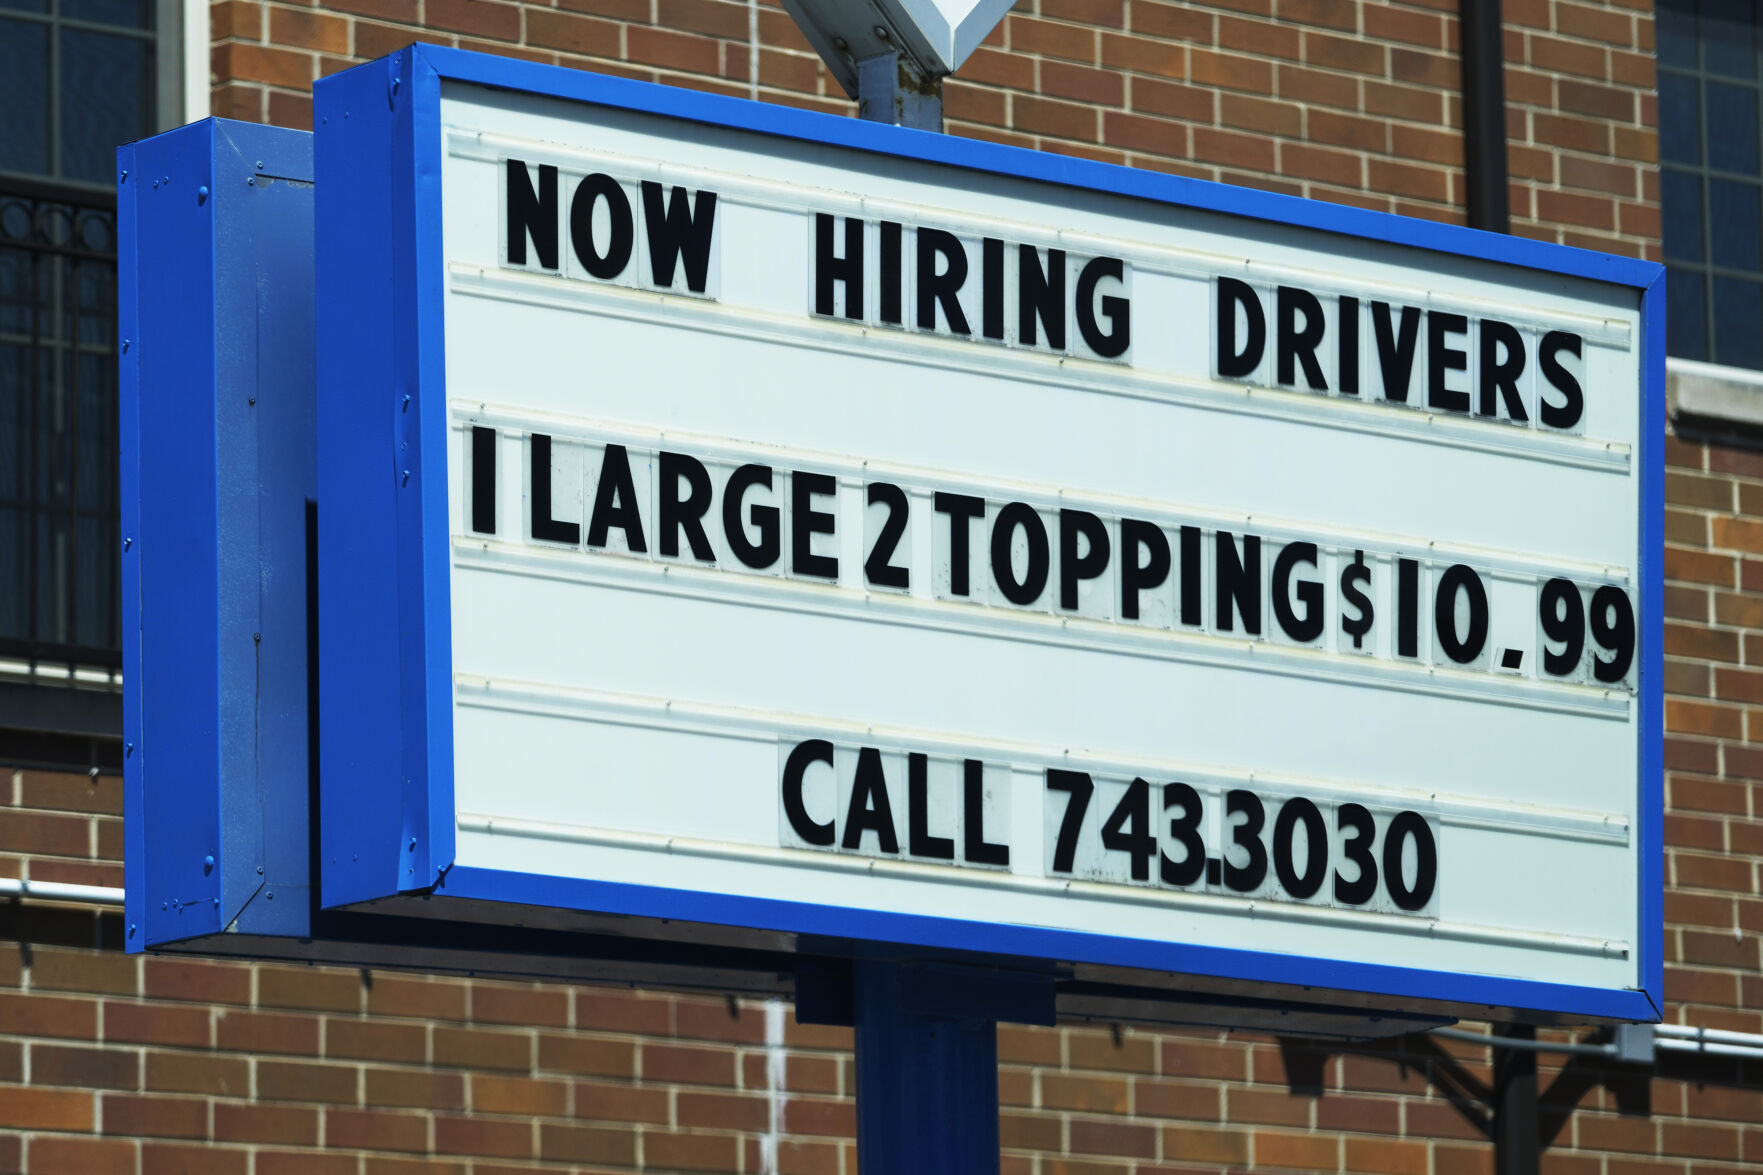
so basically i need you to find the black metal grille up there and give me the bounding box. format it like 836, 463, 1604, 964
0, 177, 122, 675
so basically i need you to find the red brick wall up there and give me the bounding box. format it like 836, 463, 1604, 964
1660, 430, 1763, 1031
208, 0, 1656, 256
4, 751, 1762, 1173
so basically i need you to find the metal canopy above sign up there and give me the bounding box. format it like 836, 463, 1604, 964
123, 46, 1664, 1032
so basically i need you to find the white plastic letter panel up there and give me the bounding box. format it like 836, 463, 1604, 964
438, 81, 1646, 1001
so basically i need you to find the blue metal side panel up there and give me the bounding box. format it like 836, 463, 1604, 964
1637, 270, 1667, 1018
217, 122, 321, 935
388, 50, 457, 892
124, 123, 225, 946
410, 52, 460, 883
315, 56, 440, 906
117, 143, 145, 952
122, 120, 320, 948
211, 129, 268, 928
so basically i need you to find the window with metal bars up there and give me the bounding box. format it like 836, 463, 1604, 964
0, 180, 121, 679
0, 0, 180, 737
0, 0, 184, 762
1658, 0, 1763, 368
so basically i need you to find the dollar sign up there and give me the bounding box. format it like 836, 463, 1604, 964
1340, 549, 1373, 649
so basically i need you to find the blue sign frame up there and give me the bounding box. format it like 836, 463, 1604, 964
313, 45, 1664, 1023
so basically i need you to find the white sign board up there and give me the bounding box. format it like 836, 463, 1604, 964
315, 48, 1663, 1022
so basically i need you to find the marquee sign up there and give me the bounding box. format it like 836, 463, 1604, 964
301, 47, 1662, 1023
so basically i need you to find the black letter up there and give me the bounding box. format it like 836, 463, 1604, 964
1540, 578, 1584, 676
1371, 301, 1421, 403
1179, 525, 1203, 627
1276, 286, 1328, 390
1273, 797, 1327, 899
658, 451, 714, 562
1119, 519, 1170, 621
1434, 564, 1489, 664
1539, 330, 1584, 430
934, 492, 985, 597
1215, 531, 1262, 635
1216, 277, 1265, 378
1427, 310, 1470, 413
964, 759, 1009, 866
641, 182, 717, 293
586, 443, 647, 552
879, 221, 903, 325
991, 503, 1050, 606
843, 747, 899, 854
865, 482, 910, 589
1590, 584, 1636, 683
471, 426, 496, 535
1478, 319, 1529, 421
1059, 509, 1111, 611
1340, 549, 1373, 650
723, 463, 780, 569
982, 237, 1005, 340
791, 471, 838, 579
1396, 557, 1420, 658
907, 753, 954, 860
1076, 257, 1130, 358
782, 739, 834, 846
1019, 245, 1066, 349
917, 228, 970, 334
1271, 541, 1323, 642
1338, 295, 1360, 395
570, 173, 634, 280
530, 433, 579, 545
506, 159, 557, 269
1383, 811, 1436, 911
1334, 803, 1377, 904
815, 213, 863, 320
1047, 770, 1093, 874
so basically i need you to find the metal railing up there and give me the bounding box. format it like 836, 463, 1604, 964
0, 177, 122, 684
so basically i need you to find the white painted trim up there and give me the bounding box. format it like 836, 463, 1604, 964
184, 0, 210, 122
1668, 356, 1763, 429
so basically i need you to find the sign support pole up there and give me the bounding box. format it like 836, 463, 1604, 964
854, 961, 1002, 1175
1493, 1024, 1540, 1175
854, 52, 943, 131
830, 961, 1057, 1175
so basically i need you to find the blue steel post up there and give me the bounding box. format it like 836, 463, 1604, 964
848, 961, 1056, 1175
855, 963, 1000, 1175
